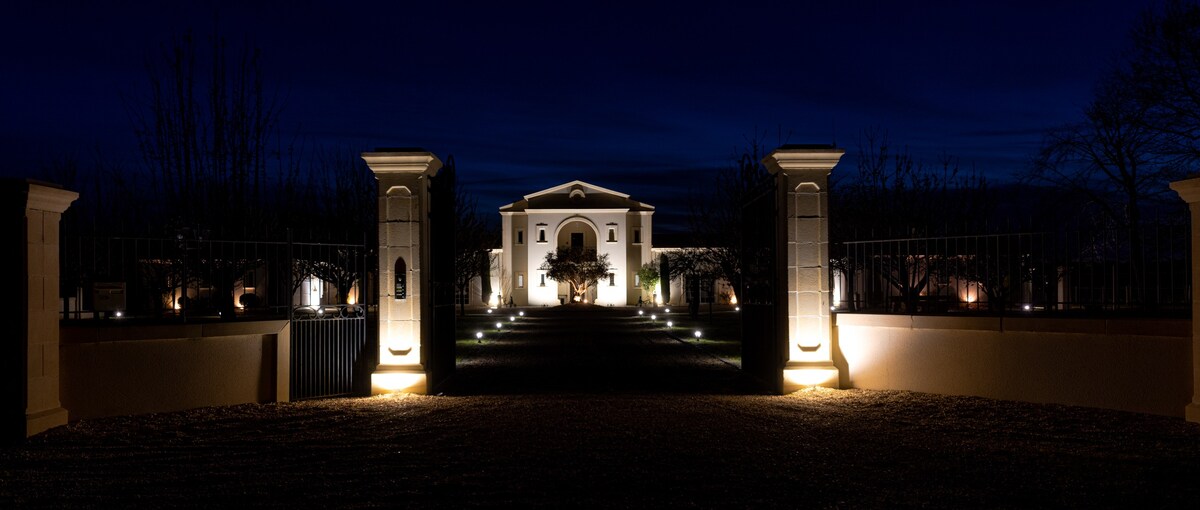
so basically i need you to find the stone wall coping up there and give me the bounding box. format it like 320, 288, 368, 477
61, 320, 290, 344
836, 313, 1190, 338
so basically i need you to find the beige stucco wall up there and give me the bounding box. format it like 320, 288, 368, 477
835, 314, 1192, 416
60, 321, 290, 420
523, 210, 633, 306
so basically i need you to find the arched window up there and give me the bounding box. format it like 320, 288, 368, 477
394, 257, 407, 300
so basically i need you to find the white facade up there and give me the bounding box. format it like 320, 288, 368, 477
499, 181, 654, 306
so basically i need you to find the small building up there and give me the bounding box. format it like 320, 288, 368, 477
498, 181, 654, 306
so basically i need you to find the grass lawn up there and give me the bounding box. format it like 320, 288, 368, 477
451, 305, 745, 367
652, 306, 742, 367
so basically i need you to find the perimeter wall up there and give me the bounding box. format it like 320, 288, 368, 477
60, 321, 290, 420
835, 314, 1191, 416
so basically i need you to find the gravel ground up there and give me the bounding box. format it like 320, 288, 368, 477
3, 307, 1200, 508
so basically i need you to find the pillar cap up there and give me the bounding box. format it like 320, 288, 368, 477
26, 181, 79, 213
1170, 176, 1200, 204
361, 150, 443, 176
762, 145, 846, 174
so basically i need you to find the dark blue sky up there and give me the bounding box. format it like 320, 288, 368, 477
2, 1, 1160, 231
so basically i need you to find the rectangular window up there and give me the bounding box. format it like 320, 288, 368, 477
516, 229, 524, 245
537, 226, 547, 243
607, 227, 617, 243
517, 273, 525, 289
634, 273, 640, 287
633, 227, 642, 244
609, 273, 615, 286
540, 273, 546, 286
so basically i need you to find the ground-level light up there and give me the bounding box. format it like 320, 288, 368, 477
650, 314, 656, 320
509, 316, 516, 322
638, 310, 644, 316
518, 311, 525, 317
664, 308, 670, 313
666, 321, 673, 327
694, 330, 702, 338
475, 331, 483, 339
495, 322, 502, 329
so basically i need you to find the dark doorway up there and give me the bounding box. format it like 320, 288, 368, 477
570, 232, 584, 249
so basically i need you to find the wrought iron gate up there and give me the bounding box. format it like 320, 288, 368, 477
290, 305, 368, 399
289, 241, 371, 400
740, 179, 785, 393
426, 157, 457, 390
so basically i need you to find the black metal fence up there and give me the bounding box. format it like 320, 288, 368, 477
835, 223, 1190, 316
61, 235, 373, 321
290, 305, 370, 400
61, 234, 377, 399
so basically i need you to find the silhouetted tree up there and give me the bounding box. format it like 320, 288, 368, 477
659, 254, 672, 304
454, 183, 498, 314
687, 135, 774, 296
1123, 0, 1200, 169
129, 30, 286, 238
830, 129, 993, 312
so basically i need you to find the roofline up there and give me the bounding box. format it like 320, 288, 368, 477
523, 180, 630, 201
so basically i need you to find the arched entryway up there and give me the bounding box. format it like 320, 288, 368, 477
554, 216, 600, 303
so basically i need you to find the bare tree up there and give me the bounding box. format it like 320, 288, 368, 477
1123, 0, 1200, 168
687, 135, 774, 296
128, 30, 283, 238
454, 184, 498, 314
831, 129, 993, 312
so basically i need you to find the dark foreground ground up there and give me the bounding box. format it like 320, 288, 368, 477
3, 306, 1200, 508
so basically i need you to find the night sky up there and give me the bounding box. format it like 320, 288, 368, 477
2, 1, 1161, 231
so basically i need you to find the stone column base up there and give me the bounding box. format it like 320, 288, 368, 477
26, 407, 68, 437
783, 362, 840, 392
1187, 403, 1200, 424
371, 367, 427, 395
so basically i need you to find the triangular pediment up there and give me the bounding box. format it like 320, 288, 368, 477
523, 180, 629, 201
499, 180, 654, 212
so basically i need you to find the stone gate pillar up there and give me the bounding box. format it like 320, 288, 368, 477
363, 150, 443, 395
1169, 177, 1200, 423
763, 146, 845, 391
2, 180, 78, 440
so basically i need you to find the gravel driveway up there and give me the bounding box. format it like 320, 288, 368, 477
3, 307, 1199, 508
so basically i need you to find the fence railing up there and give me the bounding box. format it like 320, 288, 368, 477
61, 235, 373, 321
834, 224, 1190, 316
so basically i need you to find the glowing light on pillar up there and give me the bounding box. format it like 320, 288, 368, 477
729, 294, 738, 305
